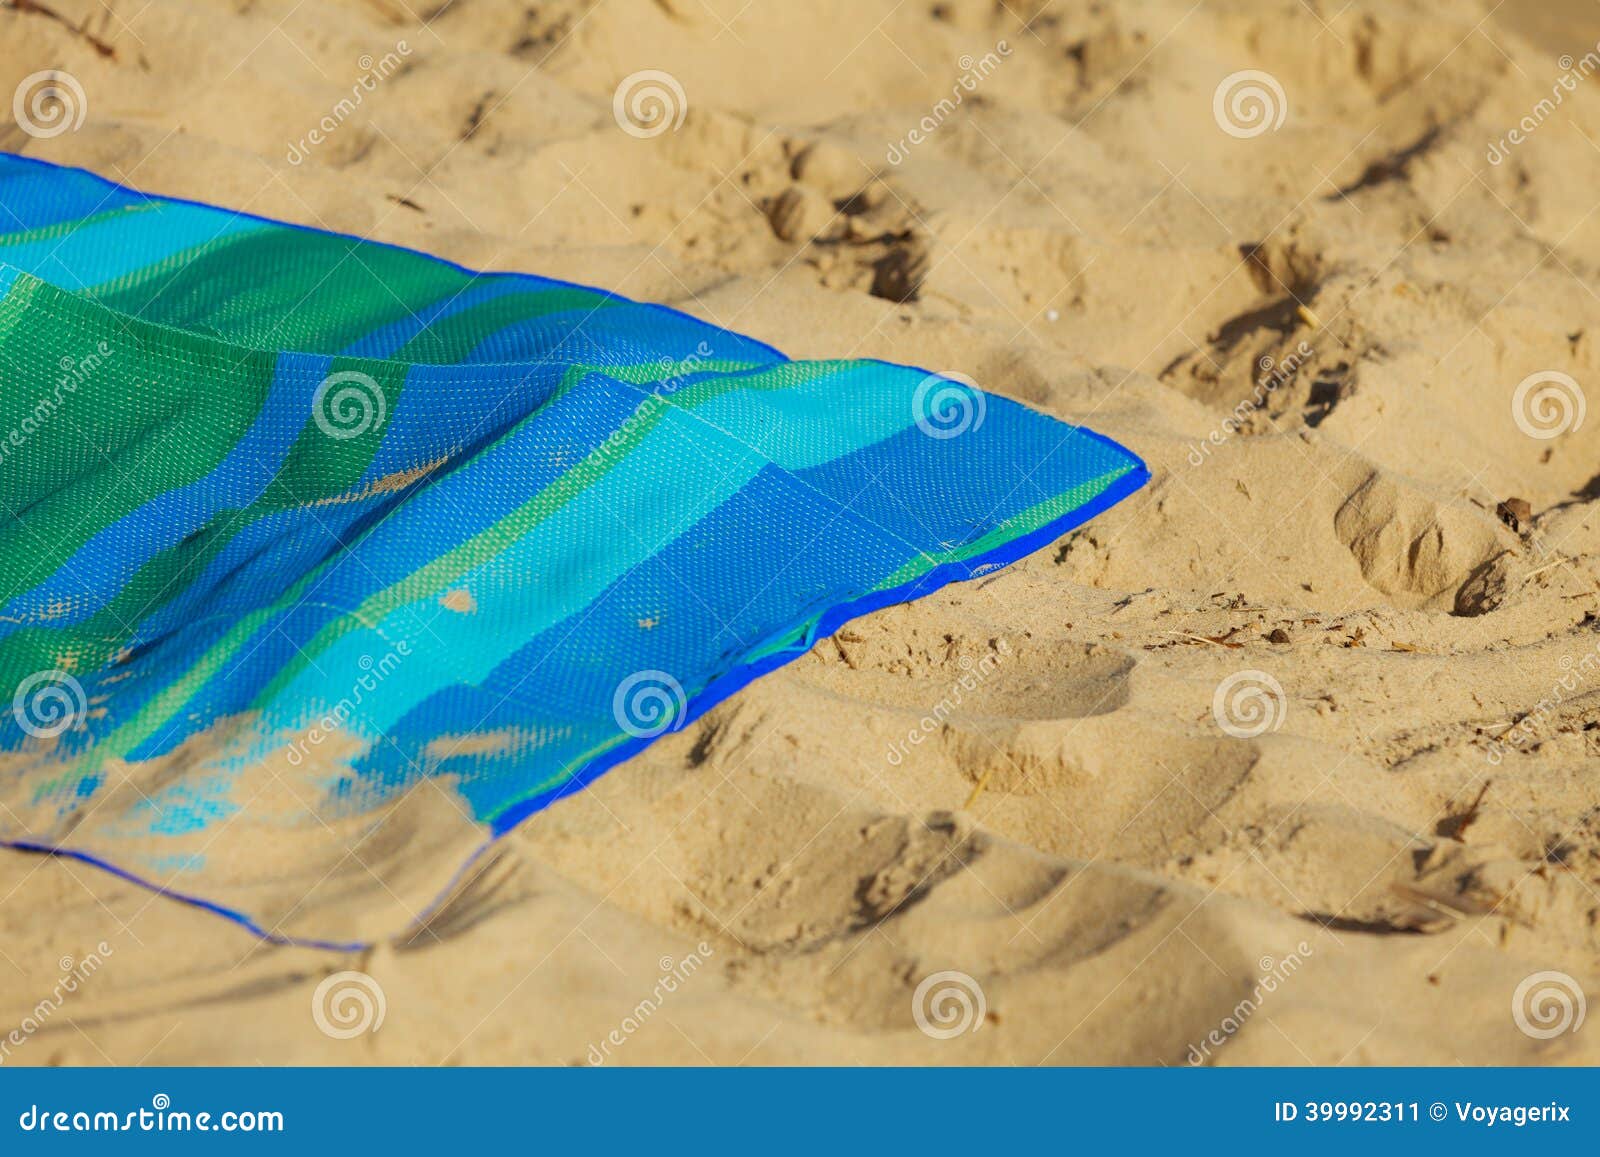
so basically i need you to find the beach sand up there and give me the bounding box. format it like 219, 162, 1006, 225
2, 0, 1599, 1065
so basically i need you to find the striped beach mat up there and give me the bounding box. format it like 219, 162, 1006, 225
0, 152, 1146, 945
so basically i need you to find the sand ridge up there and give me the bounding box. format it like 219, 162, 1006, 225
1, 0, 1598, 1065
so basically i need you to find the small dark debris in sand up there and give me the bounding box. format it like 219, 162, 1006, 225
1495, 496, 1532, 531
1299, 909, 1444, 935
767, 185, 840, 243
1435, 780, 1491, 841
462, 93, 493, 142
1266, 627, 1291, 644
13, 0, 117, 58
870, 245, 928, 303
1545, 839, 1576, 866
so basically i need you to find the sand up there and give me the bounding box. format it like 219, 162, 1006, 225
2, 0, 1599, 1065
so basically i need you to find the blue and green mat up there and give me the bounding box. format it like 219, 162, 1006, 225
0, 152, 1145, 944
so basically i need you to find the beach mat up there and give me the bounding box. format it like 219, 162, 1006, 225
0, 152, 1146, 945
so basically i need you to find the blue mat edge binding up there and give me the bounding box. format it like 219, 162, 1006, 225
0, 150, 1149, 949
